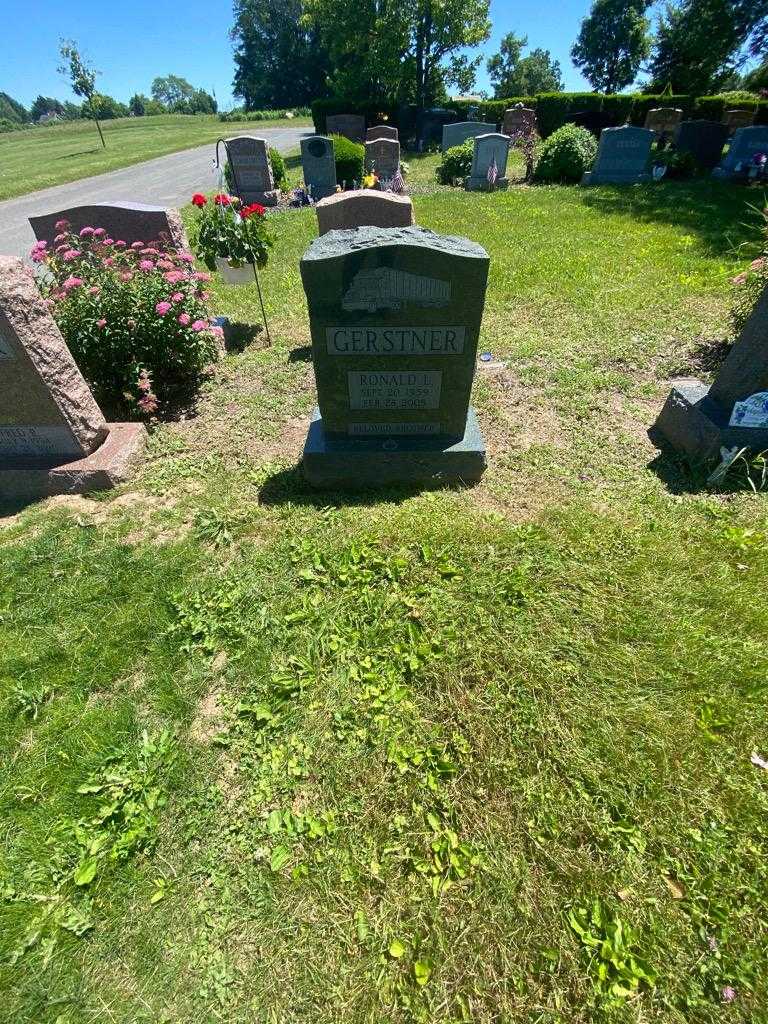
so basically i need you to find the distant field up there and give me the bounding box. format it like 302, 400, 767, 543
0, 114, 313, 201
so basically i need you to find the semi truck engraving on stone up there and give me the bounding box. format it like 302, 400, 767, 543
729, 391, 768, 427
342, 268, 450, 312
327, 325, 465, 355
348, 422, 442, 436
348, 370, 442, 410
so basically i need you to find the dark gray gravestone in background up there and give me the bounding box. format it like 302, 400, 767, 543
365, 138, 400, 179
417, 108, 456, 150
652, 283, 768, 461
723, 109, 755, 135
366, 125, 398, 142
225, 136, 279, 206
713, 126, 768, 180
326, 114, 366, 142
300, 135, 337, 200
299, 226, 489, 487
581, 125, 653, 185
673, 120, 729, 169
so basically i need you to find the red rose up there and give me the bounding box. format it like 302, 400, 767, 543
191, 193, 207, 207
240, 202, 267, 219
213, 193, 232, 206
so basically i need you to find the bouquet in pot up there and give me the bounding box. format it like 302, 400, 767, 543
191, 193, 272, 279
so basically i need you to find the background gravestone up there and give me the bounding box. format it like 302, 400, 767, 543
366, 125, 398, 142
442, 121, 490, 152
465, 134, 510, 191
581, 126, 653, 185
365, 138, 400, 180
644, 107, 682, 143
225, 136, 279, 206
569, 110, 614, 138
30, 203, 187, 250
652, 282, 768, 461
673, 120, 729, 169
315, 190, 414, 235
417, 108, 456, 151
299, 225, 489, 487
300, 135, 337, 200
723, 109, 755, 135
326, 114, 366, 142
0, 256, 145, 501
503, 105, 537, 137
713, 126, 768, 179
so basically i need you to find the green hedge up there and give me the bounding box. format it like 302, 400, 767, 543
330, 135, 365, 186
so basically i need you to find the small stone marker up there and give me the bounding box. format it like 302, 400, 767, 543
326, 114, 366, 142
366, 125, 398, 142
442, 121, 491, 152
225, 136, 279, 206
29, 203, 187, 250
0, 256, 145, 501
465, 134, 510, 191
644, 107, 682, 142
673, 120, 729, 169
581, 125, 653, 185
365, 137, 400, 180
713, 126, 768, 180
315, 189, 414, 235
723, 109, 755, 135
300, 135, 337, 201
299, 225, 489, 487
503, 104, 537, 138
652, 281, 768, 461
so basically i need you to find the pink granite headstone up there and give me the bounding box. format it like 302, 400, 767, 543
29, 203, 187, 250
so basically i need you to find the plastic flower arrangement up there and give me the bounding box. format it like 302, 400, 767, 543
362, 172, 379, 190
191, 192, 272, 273
32, 220, 221, 416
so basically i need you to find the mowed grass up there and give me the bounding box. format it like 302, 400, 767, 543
2, 176, 768, 1024
0, 114, 312, 201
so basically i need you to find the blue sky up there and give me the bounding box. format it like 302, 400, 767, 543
0, 0, 752, 111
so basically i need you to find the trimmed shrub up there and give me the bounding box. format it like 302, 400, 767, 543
436, 139, 474, 184
331, 134, 364, 186
601, 94, 634, 127
218, 107, 311, 122
533, 123, 597, 183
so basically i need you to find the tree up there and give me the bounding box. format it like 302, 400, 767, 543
30, 95, 65, 121
188, 88, 218, 114
151, 74, 195, 110
0, 92, 28, 124
647, 0, 768, 94
85, 94, 129, 120
487, 33, 562, 97
58, 41, 105, 147
571, 0, 651, 93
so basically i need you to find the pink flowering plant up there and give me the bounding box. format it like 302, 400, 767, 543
190, 193, 272, 272
32, 221, 221, 415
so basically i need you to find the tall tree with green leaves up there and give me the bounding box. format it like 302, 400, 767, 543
487, 33, 563, 97
571, 0, 651, 93
58, 41, 105, 147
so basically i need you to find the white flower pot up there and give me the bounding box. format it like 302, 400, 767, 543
215, 257, 254, 286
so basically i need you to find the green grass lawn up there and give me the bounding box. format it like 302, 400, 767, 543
2, 177, 768, 1024
0, 114, 312, 201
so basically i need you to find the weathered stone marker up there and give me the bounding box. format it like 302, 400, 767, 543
442, 121, 491, 152
465, 133, 510, 191
581, 125, 653, 185
366, 125, 398, 142
315, 190, 414, 235
673, 120, 729, 170
300, 135, 337, 200
644, 107, 682, 142
0, 256, 146, 501
503, 104, 537, 138
30, 203, 187, 250
326, 114, 366, 142
299, 226, 489, 487
652, 282, 768, 461
723, 109, 755, 135
713, 126, 768, 180
364, 137, 400, 180
225, 136, 279, 206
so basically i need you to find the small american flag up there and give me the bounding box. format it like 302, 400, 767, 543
391, 166, 405, 193
487, 155, 498, 188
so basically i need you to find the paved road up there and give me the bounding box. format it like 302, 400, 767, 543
0, 127, 311, 258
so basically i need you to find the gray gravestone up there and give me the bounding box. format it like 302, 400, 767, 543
418, 109, 456, 150
644, 107, 682, 141
29, 203, 187, 250
442, 121, 491, 152
465, 134, 510, 191
0, 256, 145, 501
326, 114, 366, 142
365, 138, 400, 179
723, 109, 755, 135
225, 136, 279, 206
713, 126, 768, 180
366, 125, 398, 142
581, 125, 653, 185
503, 105, 537, 138
673, 120, 729, 169
299, 226, 489, 487
315, 190, 414, 235
300, 135, 337, 200
652, 282, 768, 461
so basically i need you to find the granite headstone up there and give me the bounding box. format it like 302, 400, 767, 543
225, 136, 279, 206
570, 110, 615, 138
673, 120, 729, 170
30, 203, 187, 250
417, 108, 456, 150
442, 121, 491, 152
581, 125, 653, 185
465, 133, 510, 191
365, 137, 400, 179
644, 107, 682, 142
326, 114, 366, 142
503, 104, 537, 138
299, 226, 489, 486
300, 135, 337, 201
713, 126, 768, 179
723, 109, 755, 135
315, 190, 414, 235
366, 125, 398, 142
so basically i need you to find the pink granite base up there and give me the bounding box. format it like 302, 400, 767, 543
1, 423, 147, 502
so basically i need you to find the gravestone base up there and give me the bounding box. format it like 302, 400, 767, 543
302, 407, 486, 488
650, 379, 768, 461
581, 170, 651, 185
1, 423, 146, 502
465, 176, 509, 192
